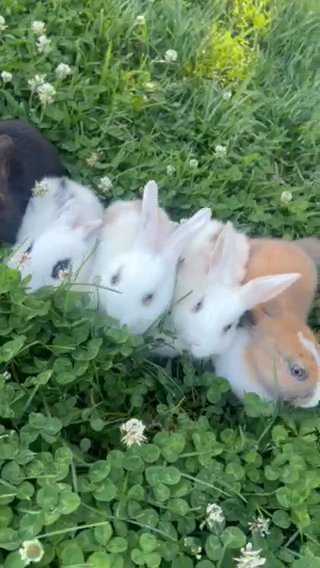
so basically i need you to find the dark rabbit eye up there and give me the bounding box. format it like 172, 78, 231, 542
51, 258, 71, 279
193, 299, 204, 313
290, 364, 307, 381
142, 293, 154, 306
223, 323, 233, 333
25, 243, 33, 254
238, 310, 256, 328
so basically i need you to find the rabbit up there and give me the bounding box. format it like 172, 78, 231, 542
17, 175, 104, 243
213, 236, 320, 406
0, 119, 65, 244
214, 308, 320, 407
8, 202, 103, 292
91, 180, 212, 335
162, 221, 300, 359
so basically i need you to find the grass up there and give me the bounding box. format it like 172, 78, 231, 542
0, 0, 320, 566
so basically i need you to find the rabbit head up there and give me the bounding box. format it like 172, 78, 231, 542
93, 180, 211, 335
8, 202, 102, 292
171, 222, 301, 359
241, 310, 320, 407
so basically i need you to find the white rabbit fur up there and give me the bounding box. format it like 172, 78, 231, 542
8, 176, 104, 292
91, 180, 211, 335
17, 176, 104, 242
163, 221, 301, 359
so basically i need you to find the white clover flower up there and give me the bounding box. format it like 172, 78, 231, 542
1, 71, 12, 84
120, 418, 147, 447
164, 49, 178, 63
36, 34, 51, 55
189, 158, 199, 169
166, 165, 176, 176
31, 180, 49, 197
234, 543, 266, 568
280, 190, 293, 205
86, 152, 100, 168
3, 371, 11, 380
248, 516, 270, 537
0, 15, 7, 33
136, 15, 146, 26
32, 20, 46, 36
98, 176, 113, 193
214, 144, 227, 159
200, 503, 225, 530
15, 252, 32, 268
223, 90, 232, 101
19, 539, 44, 565
28, 74, 46, 92
144, 81, 158, 92
37, 82, 56, 105
56, 62, 72, 79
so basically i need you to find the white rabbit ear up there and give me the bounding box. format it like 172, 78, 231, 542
134, 180, 159, 250
57, 205, 103, 239
209, 222, 249, 283
163, 207, 211, 261
240, 272, 301, 311
52, 177, 74, 208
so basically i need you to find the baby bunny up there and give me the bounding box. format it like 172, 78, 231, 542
92, 180, 211, 335
167, 221, 298, 359
214, 309, 320, 407
8, 203, 103, 292
214, 237, 320, 407
0, 119, 64, 244
8, 176, 104, 292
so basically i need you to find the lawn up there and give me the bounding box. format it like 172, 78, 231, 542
0, 0, 320, 566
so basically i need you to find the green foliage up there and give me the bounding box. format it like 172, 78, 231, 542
0, 0, 319, 565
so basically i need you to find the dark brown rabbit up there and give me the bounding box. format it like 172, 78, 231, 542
0, 119, 65, 243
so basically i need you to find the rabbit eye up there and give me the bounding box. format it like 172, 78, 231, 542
25, 243, 33, 254
290, 364, 307, 381
52, 258, 71, 279
223, 323, 233, 333
142, 293, 154, 306
193, 299, 204, 313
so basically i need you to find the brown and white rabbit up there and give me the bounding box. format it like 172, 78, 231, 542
215, 238, 320, 407
0, 119, 65, 244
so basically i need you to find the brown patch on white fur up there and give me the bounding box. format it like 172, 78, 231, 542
245, 239, 317, 322
244, 315, 319, 406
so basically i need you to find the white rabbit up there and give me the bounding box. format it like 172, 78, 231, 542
17, 175, 104, 243
164, 221, 301, 359
92, 180, 211, 335
8, 202, 103, 292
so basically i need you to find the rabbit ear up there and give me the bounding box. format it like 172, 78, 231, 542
240, 272, 301, 311
134, 180, 159, 250
163, 208, 211, 262
57, 203, 103, 239
52, 177, 74, 208
209, 222, 249, 284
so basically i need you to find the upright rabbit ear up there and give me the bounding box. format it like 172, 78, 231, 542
134, 180, 159, 250
209, 222, 249, 284
240, 272, 301, 311
163, 208, 211, 262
